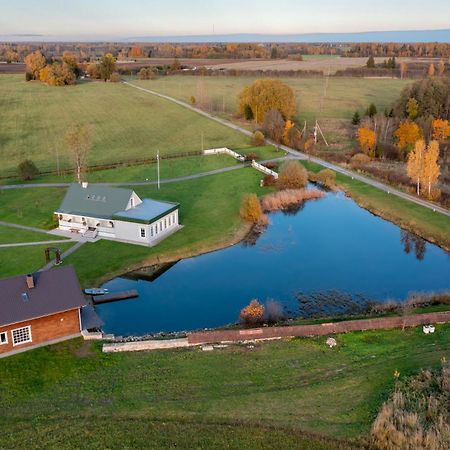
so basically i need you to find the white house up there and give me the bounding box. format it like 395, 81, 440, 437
55, 183, 180, 246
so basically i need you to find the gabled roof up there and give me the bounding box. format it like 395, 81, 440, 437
0, 266, 86, 327
56, 183, 134, 219
113, 199, 179, 224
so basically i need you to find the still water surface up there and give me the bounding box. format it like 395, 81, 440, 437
98, 191, 450, 336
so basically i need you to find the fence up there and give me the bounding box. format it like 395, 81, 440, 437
251, 160, 279, 179
187, 311, 450, 344
203, 147, 245, 161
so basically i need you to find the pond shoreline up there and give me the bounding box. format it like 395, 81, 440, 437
93, 184, 450, 288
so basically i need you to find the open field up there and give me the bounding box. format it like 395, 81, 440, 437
1, 325, 450, 448
0, 242, 75, 278
133, 75, 411, 122
205, 56, 413, 73
0, 75, 251, 177
0, 224, 67, 244
0, 168, 268, 281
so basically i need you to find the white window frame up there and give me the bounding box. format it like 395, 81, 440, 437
140, 227, 146, 238
0, 331, 8, 345
11, 325, 32, 346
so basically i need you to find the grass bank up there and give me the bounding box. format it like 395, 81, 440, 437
302, 160, 450, 251
1, 325, 449, 448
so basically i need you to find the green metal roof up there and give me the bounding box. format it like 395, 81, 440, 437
56, 183, 134, 219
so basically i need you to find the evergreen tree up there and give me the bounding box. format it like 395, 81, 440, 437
351, 111, 361, 125
366, 55, 375, 68
365, 103, 378, 118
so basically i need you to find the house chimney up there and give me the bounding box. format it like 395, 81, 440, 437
26, 273, 35, 289
82, 182, 88, 189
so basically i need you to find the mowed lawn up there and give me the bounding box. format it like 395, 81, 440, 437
0, 224, 68, 244
1, 325, 449, 448
133, 75, 411, 122
0, 75, 250, 177
0, 242, 75, 278
0, 168, 268, 282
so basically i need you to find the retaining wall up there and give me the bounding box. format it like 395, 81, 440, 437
187, 311, 450, 344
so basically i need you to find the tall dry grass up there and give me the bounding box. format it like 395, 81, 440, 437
261, 189, 324, 212
371, 361, 450, 450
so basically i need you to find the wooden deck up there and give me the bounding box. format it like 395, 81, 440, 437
92, 290, 139, 304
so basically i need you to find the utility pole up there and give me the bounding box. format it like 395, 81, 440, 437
157, 150, 160, 190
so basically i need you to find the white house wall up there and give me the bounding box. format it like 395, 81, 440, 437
114, 210, 179, 246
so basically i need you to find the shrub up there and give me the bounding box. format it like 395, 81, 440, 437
261, 189, 324, 211
252, 130, 265, 146
110, 72, 121, 82
262, 161, 277, 170
18, 159, 39, 180
304, 137, 315, 153
316, 169, 336, 188
349, 153, 371, 169
244, 152, 258, 162
240, 194, 263, 223
264, 300, 285, 323
262, 174, 276, 186
190, 96, 196, 106
25, 72, 33, 81
277, 160, 308, 190
240, 299, 265, 325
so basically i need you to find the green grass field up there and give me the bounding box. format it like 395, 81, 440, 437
0, 224, 67, 244
0, 168, 268, 282
0, 242, 74, 278
133, 75, 411, 122
0, 145, 283, 185
0, 75, 251, 177
1, 325, 449, 448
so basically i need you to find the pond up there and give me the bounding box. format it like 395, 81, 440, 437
97, 190, 450, 336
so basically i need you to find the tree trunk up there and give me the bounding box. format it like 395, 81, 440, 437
417, 179, 420, 196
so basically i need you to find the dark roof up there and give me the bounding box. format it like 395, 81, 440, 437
0, 266, 86, 327
113, 199, 179, 224
56, 183, 134, 219
80, 305, 104, 330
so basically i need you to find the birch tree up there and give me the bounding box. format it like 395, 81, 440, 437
65, 124, 93, 184
423, 140, 440, 197
407, 139, 426, 195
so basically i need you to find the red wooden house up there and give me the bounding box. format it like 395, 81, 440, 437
0, 266, 88, 358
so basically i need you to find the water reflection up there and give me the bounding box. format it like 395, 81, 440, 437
400, 230, 426, 260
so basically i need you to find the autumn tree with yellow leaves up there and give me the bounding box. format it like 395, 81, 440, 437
239, 79, 296, 124
407, 139, 440, 197
357, 127, 377, 156
394, 121, 422, 157
24, 50, 46, 80
432, 119, 450, 141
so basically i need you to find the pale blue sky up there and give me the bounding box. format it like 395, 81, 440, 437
1, 0, 449, 39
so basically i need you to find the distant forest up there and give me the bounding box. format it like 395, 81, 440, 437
1, 42, 450, 63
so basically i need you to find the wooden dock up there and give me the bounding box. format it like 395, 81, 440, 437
93, 290, 139, 304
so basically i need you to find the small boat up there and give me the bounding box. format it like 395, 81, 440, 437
84, 288, 109, 295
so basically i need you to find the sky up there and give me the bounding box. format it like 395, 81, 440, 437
1, 0, 450, 40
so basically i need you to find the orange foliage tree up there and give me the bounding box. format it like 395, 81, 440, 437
394, 121, 422, 157
24, 50, 46, 80
432, 119, 450, 141
238, 79, 296, 124
240, 194, 264, 223
357, 127, 377, 156
239, 299, 265, 325
283, 120, 295, 145
129, 46, 143, 58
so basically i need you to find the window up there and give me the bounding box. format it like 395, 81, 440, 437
12, 326, 32, 346
160, 222, 163, 232
164, 219, 167, 229
130, 198, 134, 208
0, 332, 7, 345
140, 227, 146, 238
150, 226, 154, 237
